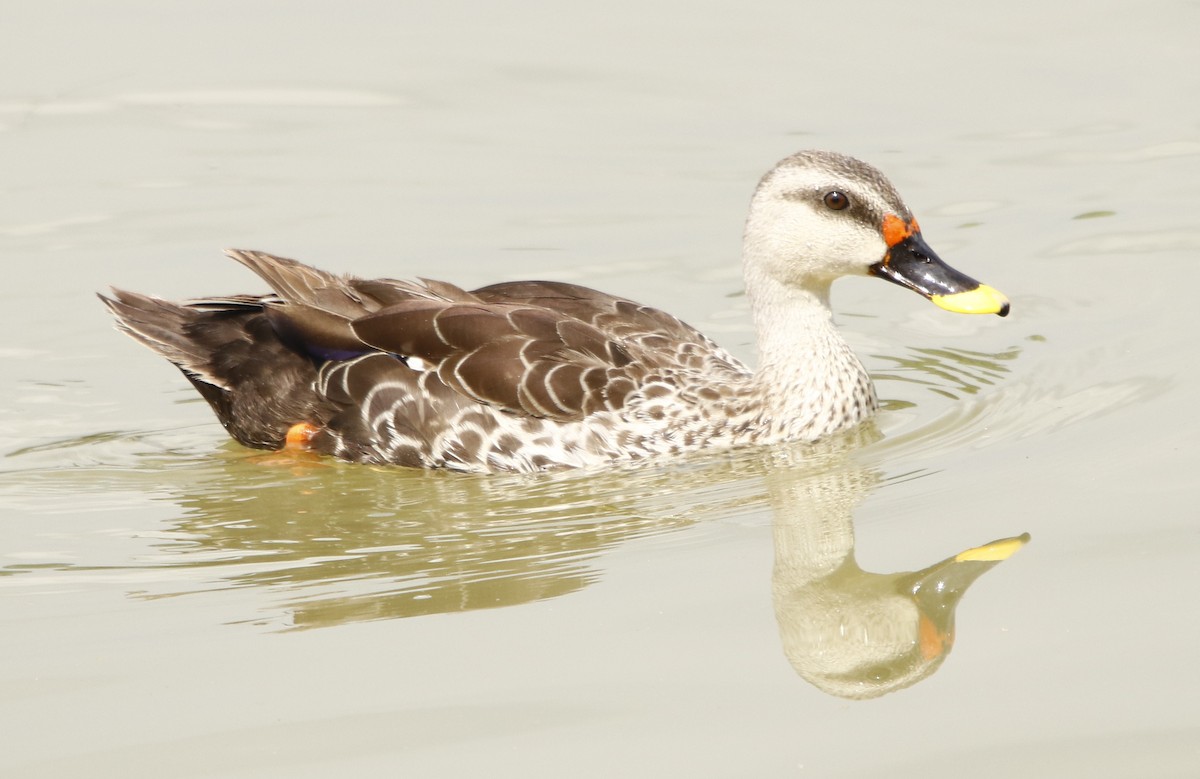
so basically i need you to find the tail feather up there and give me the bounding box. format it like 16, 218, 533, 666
99, 287, 329, 450
98, 289, 239, 388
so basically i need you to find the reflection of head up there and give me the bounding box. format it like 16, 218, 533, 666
767, 459, 1027, 700
775, 566, 946, 700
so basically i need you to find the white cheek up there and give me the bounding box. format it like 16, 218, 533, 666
828, 229, 887, 274
743, 187, 888, 282
784, 215, 886, 277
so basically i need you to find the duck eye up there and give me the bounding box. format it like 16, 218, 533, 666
823, 190, 850, 211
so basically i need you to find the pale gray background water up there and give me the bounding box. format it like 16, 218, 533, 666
2, 1, 1198, 776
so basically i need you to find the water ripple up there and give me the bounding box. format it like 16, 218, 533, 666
0, 335, 1107, 631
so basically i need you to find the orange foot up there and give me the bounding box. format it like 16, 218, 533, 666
284, 422, 320, 450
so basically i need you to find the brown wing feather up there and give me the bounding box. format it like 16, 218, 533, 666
223, 250, 478, 360
472, 280, 716, 346
221, 252, 743, 423
473, 279, 748, 377
351, 297, 666, 421
225, 250, 364, 315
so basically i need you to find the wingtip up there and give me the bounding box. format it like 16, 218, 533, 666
96, 286, 136, 312
224, 248, 264, 267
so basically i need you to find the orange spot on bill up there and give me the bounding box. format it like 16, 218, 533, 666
881, 214, 919, 247
285, 422, 320, 450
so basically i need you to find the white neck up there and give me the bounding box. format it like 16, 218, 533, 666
742, 254, 876, 440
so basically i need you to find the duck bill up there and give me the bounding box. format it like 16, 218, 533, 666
904, 533, 1030, 616
870, 229, 1010, 317
900, 532, 1030, 659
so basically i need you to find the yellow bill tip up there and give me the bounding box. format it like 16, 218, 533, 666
931, 284, 1010, 316
954, 533, 1031, 563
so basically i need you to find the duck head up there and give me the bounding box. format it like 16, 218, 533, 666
743, 150, 1009, 316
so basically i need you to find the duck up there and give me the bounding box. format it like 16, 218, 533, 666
99, 150, 1009, 473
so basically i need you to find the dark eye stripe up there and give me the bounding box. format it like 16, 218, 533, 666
779, 187, 880, 230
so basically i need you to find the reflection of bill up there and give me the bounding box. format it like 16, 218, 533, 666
769, 464, 1028, 700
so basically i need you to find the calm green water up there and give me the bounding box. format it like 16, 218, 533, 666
3, 2, 1199, 776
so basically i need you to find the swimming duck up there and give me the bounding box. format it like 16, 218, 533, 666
100, 150, 1009, 472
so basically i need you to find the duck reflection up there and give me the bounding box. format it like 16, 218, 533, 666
7, 393, 1026, 697
151, 454, 699, 627
767, 460, 1027, 699
134, 430, 1027, 698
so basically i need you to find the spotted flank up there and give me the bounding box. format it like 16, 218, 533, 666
100, 150, 1008, 473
